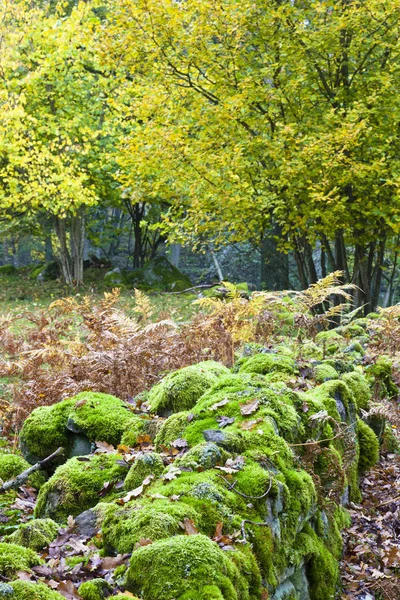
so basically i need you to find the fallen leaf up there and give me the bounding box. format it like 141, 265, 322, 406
210, 398, 230, 411
180, 518, 199, 535
240, 399, 259, 416
217, 415, 235, 428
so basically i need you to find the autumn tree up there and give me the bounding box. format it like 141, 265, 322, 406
103, 0, 400, 309
0, 0, 117, 284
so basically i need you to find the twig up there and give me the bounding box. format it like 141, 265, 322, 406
0, 447, 65, 494
240, 519, 270, 543
216, 472, 272, 500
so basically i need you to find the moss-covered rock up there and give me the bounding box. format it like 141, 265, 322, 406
357, 420, 379, 472
19, 400, 76, 464
65, 392, 133, 446
0, 543, 41, 578
0, 265, 18, 275
0, 453, 45, 489
10, 581, 65, 600
102, 499, 202, 554
35, 454, 127, 523
125, 534, 260, 600
341, 371, 371, 411
78, 579, 113, 600
3, 519, 58, 551
141, 255, 192, 292
238, 353, 296, 376
314, 363, 339, 383
121, 416, 163, 448
124, 452, 164, 491
148, 361, 229, 415
367, 356, 398, 399
20, 393, 133, 464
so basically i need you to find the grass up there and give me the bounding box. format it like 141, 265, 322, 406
0, 271, 198, 323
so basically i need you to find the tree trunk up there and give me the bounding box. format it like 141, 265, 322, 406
54, 217, 73, 285
261, 224, 289, 290
70, 207, 86, 286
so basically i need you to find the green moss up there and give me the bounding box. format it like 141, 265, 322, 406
155, 411, 191, 448
0, 265, 17, 275
381, 423, 400, 453
238, 354, 296, 376
0, 453, 45, 489
299, 342, 323, 360
148, 362, 229, 415
367, 357, 398, 398
121, 416, 163, 447
20, 393, 134, 464
35, 454, 127, 523
0, 542, 41, 578
102, 500, 202, 554
176, 443, 228, 470
67, 392, 133, 447
125, 452, 164, 491
10, 581, 65, 600
294, 524, 338, 600
314, 363, 339, 383
357, 419, 379, 472
125, 534, 252, 600
78, 579, 112, 600
19, 400, 75, 463
3, 518, 58, 551
342, 371, 371, 411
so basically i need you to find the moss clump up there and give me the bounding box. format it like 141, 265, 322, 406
35, 454, 127, 523
381, 424, 400, 453
124, 452, 164, 491
297, 524, 339, 600
367, 357, 398, 398
357, 420, 379, 472
0, 542, 41, 578
3, 519, 58, 551
121, 415, 163, 447
19, 400, 75, 463
102, 500, 201, 554
125, 534, 255, 600
176, 442, 227, 470
148, 362, 229, 415
0, 583, 14, 598
342, 371, 371, 411
238, 353, 296, 376
0, 453, 45, 489
10, 581, 65, 600
67, 392, 133, 447
155, 411, 191, 448
314, 363, 339, 383
78, 579, 112, 600
20, 393, 134, 465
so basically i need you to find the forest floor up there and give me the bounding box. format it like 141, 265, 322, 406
341, 450, 400, 600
